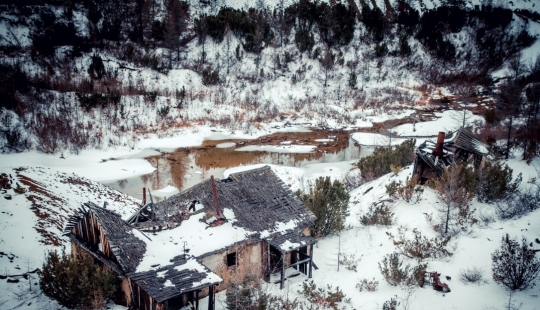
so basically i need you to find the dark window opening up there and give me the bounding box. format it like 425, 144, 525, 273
227, 252, 237, 268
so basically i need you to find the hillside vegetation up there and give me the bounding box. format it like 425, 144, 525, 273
0, 0, 539, 157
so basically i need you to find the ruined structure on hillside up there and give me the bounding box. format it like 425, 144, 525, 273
64, 166, 317, 310
413, 128, 489, 181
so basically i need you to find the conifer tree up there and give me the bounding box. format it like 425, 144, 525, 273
40, 250, 118, 309
296, 177, 350, 237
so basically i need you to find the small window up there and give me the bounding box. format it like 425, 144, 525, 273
226, 252, 237, 268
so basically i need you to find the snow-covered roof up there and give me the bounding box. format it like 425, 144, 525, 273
65, 202, 222, 302
415, 128, 489, 177
127, 257, 222, 303
130, 165, 317, 267
65, 166, 316, 302
451, 128, 489, 155
64, 202, 147, 273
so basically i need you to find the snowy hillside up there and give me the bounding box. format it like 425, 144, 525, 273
1, 0, 540, 309
1, 0, 539, 153
0, 167, 140, 309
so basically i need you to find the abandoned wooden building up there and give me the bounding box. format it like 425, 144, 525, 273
413, 128, 489, 181
64, 166, 317, 310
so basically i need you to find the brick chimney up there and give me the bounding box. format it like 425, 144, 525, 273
211, 176, 225, 219
433, 132, 445, 158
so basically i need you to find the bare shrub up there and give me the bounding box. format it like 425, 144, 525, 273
496, 182, 540, 219
298, 280, 347, 309
477, 209, 496, 227
386, 175, 423, 203
378, 252, 410, 286
386, 227, 452, 261
382, 296, 400, 310
339, 253, 360, 272
355, 278, 379, 292
492, 235, 540, 291
459, 267, 487, 284
360, 202, 394, 226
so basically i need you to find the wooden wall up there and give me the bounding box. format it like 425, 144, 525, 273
71, 211, 119, 266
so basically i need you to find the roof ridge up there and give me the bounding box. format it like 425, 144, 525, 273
229, 165, 272, 179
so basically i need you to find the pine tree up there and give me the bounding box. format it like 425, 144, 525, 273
40, 250, 118, 308
296, 177, 349, 237
434, 164, 477, 235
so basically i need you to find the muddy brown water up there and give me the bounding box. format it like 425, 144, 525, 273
104, 129, 374, 201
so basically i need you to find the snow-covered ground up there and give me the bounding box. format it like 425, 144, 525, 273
2, 123, 540, 309
1, 0, 540, 308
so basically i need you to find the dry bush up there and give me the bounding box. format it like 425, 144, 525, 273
496, 183, 540, 219
492, 235, 540, 291
459, 267, 487, 284
339, 253, 360, 272
355, 278, 379, 292
360, 202, 394, 226
386, 227, 452, 261
378, 252, 411, 286
298, 280, 347, 309
386, 175, 423, 203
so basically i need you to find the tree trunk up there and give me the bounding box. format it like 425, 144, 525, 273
506, 115, 513, 160
445, 203, 450, 234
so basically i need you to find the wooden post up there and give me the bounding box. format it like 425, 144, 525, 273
195, 290, 200, 310
208, 285, 215, 310
280, 253, 285, 289
143, 187, 146, 205
265, 243, 270, 282
309, 244, 313, 279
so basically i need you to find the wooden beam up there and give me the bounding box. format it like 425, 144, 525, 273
288, 257, 311, 269
195, 290, 200, 310
309, 244, 313, 278
265, 243, 270, 282
208, 285, 215, 310
280, 254, 285, 290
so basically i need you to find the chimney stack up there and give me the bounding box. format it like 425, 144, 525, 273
211, 176, 224, 219
143, 187, 147, 205
433, 132, 445, 158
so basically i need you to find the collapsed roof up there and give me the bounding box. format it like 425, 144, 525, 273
129, 165, 317, 257
65, 203, 222, 301
65, 166, 317, 303
414, 128, 489, 178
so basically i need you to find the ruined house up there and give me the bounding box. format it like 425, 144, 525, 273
64, 166, 317, 310
413, 128, 489, 181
